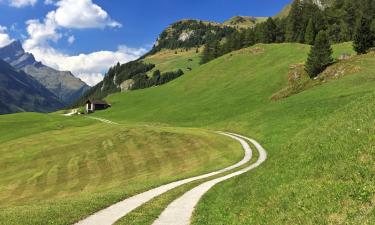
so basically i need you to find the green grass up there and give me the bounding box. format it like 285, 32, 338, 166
2, 41, 374, 224
192, 92, 375, 224
91, 42, 375, 224
143, 48, 201, 75
0, 113, 95, 143
115, 141, 260, 225
0, 115, 243, 224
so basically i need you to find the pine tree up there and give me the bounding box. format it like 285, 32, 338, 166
353, 16, 375, 54
286, 0, 303, 42
262, 17, 278, 43
305, 31, 333, 78
200, 43, 212, 64
304, 19, 315, 44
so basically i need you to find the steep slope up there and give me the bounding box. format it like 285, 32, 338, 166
90, 43, 375, 224
0, 41, 89, 105
276, 0, 335, 18
223, 16, 267, 29
150, 19, 236, 54
0, 59, 64, 114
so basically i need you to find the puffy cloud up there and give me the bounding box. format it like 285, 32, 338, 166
22, 0, 133, 86
24, 12, 61, 50
8, 0, 37, 7
54, 0, 121, 29
27, 45, 147, 86
0, 25, 14, 47
67, 35, 75, 44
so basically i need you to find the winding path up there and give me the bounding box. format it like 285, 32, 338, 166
75, 132, 253, 225
152, 133, 267, 225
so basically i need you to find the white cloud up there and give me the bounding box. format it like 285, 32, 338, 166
24, 12, 61, 50
24, 0, 121, 49
0, 25, 14, 47
8, 0, 37, 7
22, 0, 133, 86
27, 45, 147, 86
54, 0, 121, 29
67, 35, 75, 44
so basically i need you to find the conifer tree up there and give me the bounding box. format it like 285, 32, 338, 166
263, 17, 278, 43
353, 16, 375, 54
286, 0, 303, 42
305, 31, 333, 78
304, 19, 315, 45
200, 43, 212, 64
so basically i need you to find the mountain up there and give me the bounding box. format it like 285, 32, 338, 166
0, 41, 90, 105
223, 16, 267, 29
0, 59, 64, 114
276, 0, 335, 18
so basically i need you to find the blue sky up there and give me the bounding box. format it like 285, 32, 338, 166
0, 0, 291, 85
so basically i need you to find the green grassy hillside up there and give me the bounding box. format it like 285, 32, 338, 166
0, 114, 242, 225
1, 41, 374, 224
92, 42, 375, 224
143, 48, 201, 75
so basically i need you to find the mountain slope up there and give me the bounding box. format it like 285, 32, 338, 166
223, 16, 267, 29
0, 59, 64, 114
1, 42, 374, 224
276, 0, 335, 18
90, 43, 375, 224
0, 41, 89, 105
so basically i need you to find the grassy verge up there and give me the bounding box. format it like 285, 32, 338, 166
192, 92, 375, 225
116, 141, 260, 225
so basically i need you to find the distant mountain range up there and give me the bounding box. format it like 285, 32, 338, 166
0, 41, 90, 105
0, 41, 90, 114
0, 59, 63, 114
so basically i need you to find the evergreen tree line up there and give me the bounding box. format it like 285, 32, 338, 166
73, 61, 155, 106
132, 70, 184, 90
148, 20, 236, 55
201, 0, 375, 65
132, 69, 184, 90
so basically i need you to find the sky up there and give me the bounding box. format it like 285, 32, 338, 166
0, 0, 291, 86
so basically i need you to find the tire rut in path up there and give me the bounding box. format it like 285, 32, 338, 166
74, 132, 253, 225
152, 132, 267, 225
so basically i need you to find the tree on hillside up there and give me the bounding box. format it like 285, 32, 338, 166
200, 40, 221, 64
262, 18, 278, 43
305, 31, 333, 78
286, 0, 303, 42
304, 19, 316, 45
353, 17, 375, 54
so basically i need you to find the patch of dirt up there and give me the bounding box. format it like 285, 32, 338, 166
271, 55, 364, 101
250, 47, 265, 55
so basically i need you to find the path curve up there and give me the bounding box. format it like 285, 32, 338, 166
75, 132, 252, 225
152, 133, 267, 225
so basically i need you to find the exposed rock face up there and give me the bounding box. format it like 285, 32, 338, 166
0, 59, 64, 114
178, 31, 195, 41
0, 41, 90, 105
120, 79, 135, 92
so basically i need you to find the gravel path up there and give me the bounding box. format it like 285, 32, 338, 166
152, 132, 267, 225
74, 132, 253, 225
86, 116, 119, 125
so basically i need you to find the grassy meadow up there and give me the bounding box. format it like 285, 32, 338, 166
1, 41, 374, 224
0, 114, 243, 224
92, 42, 375, 224
143, 48, 201, 75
